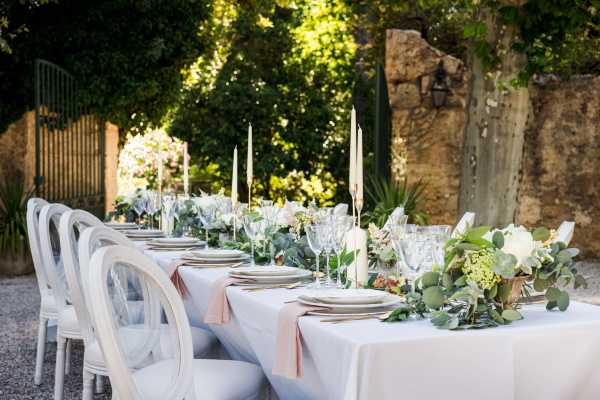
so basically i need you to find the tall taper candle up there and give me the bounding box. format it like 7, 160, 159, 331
349, 106, 357, 194
246, 123, 253, 206
232, 146, 238, 206
183, 142, 189, 196
356, 125, 364, 202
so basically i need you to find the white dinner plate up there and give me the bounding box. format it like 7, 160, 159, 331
229, 270, 312, 283
297, 294, 401, 311
105, 222, 138, 230
125, 229, 165, 237
302, 288, 388, 305
307, 310, 390, 317
190, 249, 246, 259
151, 237, 203, 245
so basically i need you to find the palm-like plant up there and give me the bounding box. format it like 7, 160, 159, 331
363, 176, 428, 228
0, 176, 33, 255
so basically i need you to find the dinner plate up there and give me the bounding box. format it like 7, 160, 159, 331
125, 229, 165, 237
151, 237, 203, 245
302, 288, 388, 305
105, 222, 138, 230
297, 294, 401, 311
307, 310, 390, 317
229, 270, 312, 283
190, 249, 246, 259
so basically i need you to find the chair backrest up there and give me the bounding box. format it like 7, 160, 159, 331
86, 245, 194, 400
555, 221, 575, 246
38, 203, 72, 311
76, 226, 136, 344
26, 198, 50, 295
451, 212, 476, 238
58, 210, 104, 344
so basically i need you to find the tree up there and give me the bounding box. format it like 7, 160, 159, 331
458, 0, 600, 226
0, 0, 209, 133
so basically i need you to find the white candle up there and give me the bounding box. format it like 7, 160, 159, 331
183, 142, 189, 196
247, 123, 253, 188
345, 226, 368, 288
349, 106, 357, 194
356, 125, 364, 203
232, 146, 238, 206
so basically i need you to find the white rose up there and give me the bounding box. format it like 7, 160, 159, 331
502, 230, 536, 265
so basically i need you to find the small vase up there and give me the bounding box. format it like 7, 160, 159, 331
502, 276, 528, 309
374, 258, 400, 281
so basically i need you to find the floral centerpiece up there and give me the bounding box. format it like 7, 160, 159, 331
394, 224, 587, 330
366, 223, 405, 293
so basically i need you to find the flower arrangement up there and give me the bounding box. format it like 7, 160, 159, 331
392, 224, 587, 330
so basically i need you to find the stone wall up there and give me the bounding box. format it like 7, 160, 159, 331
386, 29, 600, 257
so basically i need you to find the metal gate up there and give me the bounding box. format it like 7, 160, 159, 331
34, 59, 105, 217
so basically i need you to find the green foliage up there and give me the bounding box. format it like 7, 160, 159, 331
0, 0, 209, 133
169, 0, 355, 204
0, 176, 33, 254
363, 176, 428, 227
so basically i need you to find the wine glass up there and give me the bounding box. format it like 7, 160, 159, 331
162, 194, 175, 237
198, 203, 216, 246
316, 223, 335, 288
243, 215, 262, 267
305, 224, 324, 288
144, 190, 160, 230
261, 206, 280, 266
332, 216, 353, 288
132, 195, 147, 229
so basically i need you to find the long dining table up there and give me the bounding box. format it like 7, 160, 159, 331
140, 245, 600, 400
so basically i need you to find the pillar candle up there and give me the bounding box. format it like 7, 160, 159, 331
345, 226, 368, 288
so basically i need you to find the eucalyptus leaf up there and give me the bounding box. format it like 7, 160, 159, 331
423, 286, 445, 310
454, 275, 467, 287
492, 251, 517, 279
545, 287, 560, 302
533, 278, 550, 292
574, 274, 588, 290
546, 301, 557, 311
489, 309, 504, 324
442, 273, 453, 289
532, 227, 550, 242
492, 231, 504, 248
421, 272, 440, 289
456, 242, 482, 252
501, 309, 523, 321
557, 291, 570, 311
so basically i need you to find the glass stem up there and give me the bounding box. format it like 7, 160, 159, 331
336, 252, 342, 287
206, 229, 209, 247
251, 240, 255, 267
325, 251, 331, 284
315, 253, 320, 287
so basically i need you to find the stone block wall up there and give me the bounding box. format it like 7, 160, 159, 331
386, 29, 600, 257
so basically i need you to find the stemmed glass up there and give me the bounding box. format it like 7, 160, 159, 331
261, 205, 280, 266
132, 195, 147, 228
198, 203, 216, 246
332, 216, 353, 288
317, 223, 335, 288
243, 215, 262, 267
144, 190, 160, 230
162, 194, 176, 237
305, 224, 324, 288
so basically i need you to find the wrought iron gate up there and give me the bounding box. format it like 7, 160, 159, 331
34, 59, 105, 217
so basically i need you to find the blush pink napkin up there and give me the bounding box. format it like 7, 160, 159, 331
272, 302, 327, 379
166, 259, 190, 298
204, 276, 248, 325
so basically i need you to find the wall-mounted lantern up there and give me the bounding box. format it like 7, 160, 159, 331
431, 61, 450, 108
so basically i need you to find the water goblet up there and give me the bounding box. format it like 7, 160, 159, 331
132, 195, 147, 228
316, 223, 335, 288
243, 215, 262, 267
144, 190, 160, 230
332, 216, 353, 288
162, 194, 176, 236
305, 224, 324, 288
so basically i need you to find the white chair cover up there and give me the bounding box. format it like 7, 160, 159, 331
451, 212, 476, 238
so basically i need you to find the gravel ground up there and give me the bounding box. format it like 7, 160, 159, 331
1, 262, 599, 399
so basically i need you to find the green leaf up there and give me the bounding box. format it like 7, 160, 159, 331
502, 309, 523, 321
556, 250, 573, 264
493, 251, 517, 279
466, 226, 491, 241
456, 243, 482, 252
545, 287, 561, 302
498, 282, 512, 303
546, 301, 558, 311
533, 278, 550, 292
487, 284, 498, 299
442, 273, 453, 290
574, 274, 588, 290
454, 275, 467, 287
557, 291, 570, 311
492, 231, 504, 249
422, 286, 445, 310
421, 272, 440, 289
489, 309, 505, 324
532, 227, 551, 242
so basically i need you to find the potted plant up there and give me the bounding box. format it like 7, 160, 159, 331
0, 175, 34, 276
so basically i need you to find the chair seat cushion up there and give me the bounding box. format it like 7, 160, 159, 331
85, 326, 217, 370
57, 306, 82, 338
133, 359, 265, 400
40, 291, 57, 316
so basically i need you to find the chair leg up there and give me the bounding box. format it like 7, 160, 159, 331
95, 374, 105, 394
64, 339, 72, 375
82, 370, 95, 400
54, 335, 66, 400
34, 316, 48, 385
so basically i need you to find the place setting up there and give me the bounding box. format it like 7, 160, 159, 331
122, 228, 165, 241
145, 236, 206, 251
179, 248, 250, 268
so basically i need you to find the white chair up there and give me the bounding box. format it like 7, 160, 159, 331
451, 212, 476, 238
26, 197, 55, 385
38, 203, 81, 400
75, 225, 219, 399
555, 221, 575, 246
86, 245, 266, 400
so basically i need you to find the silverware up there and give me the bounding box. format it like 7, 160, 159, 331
320, 311, 392, 324
184, 261, 245, 268
242, 282, 303, 292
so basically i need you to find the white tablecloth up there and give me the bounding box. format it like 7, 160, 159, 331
144, 248, 600, 400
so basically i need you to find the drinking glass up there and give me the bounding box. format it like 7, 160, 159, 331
316, 223, 335, 288
332, 216, 353, 288
198, 204, 216, 246
305, 224, 324, 288
243, 215, 262, 267
260, 199, 274, 208
260, 206, 280, 266
144, 190, 160, 230
132, 195, 147, 228
161, 194, 176, 236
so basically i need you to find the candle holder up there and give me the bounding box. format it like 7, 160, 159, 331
232, 202, 238, 242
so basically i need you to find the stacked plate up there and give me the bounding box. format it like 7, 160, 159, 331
298, 289, 402, 317
179, 249, 250, 268
123, 229, 165, 241
229, 265, 312, 284
146, 237, 206, 251
105, 222, 138, 231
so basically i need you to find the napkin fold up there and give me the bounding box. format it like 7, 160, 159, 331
166, 259, 190, 297
204, 276, 248, 325
272, 302, 327, 379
